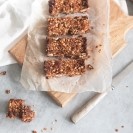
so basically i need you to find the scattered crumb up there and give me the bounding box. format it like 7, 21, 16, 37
91, 26, 94, 29
0, 71, 6, 76
126, 86, 128, 88
32, 130, 37, 133
95, 46, 98, 48
43, 128, 47, 131
98, 49, 101, 53
112, 86, 115, 90
87, 55, 91, 58
87, 64, 94, 70
121, 125, 124, 128
52, 121, 55, 125
51, 127, 53, 131
91, 49, 93, 52
99, 44, 102, 47
55, 119, 57, 122
5, 90, 10, 94
115, 129, 119, 132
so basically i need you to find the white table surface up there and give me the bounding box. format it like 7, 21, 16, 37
0, 1, 133, 133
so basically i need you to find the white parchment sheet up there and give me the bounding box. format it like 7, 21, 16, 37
20, 0, 112, 93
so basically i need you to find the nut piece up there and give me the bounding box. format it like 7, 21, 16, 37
49, 0, 89, 15
21, 105, 35, 122
44, 59, 85, 78
46, 37, 87, 59
7, 99, 24, 118
48, 16, 90, 36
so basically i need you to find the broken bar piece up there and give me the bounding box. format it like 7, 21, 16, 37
44, 59, 85, 78
21, 105, 35, 122
7, 99, 24, 118
48, 16, 90, 36
49, 0, 89, 15
46, 37, 87, 58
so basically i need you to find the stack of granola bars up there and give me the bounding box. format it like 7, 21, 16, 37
44, 0, 90, 79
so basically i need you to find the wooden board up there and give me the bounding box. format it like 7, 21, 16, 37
9, 0, 133, 107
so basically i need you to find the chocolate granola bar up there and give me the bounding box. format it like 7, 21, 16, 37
44, 59, 85, 78
7, 99, 24, 118
49, 0, 89, 15
48, 16, 90, 36
46, 37, 87, 58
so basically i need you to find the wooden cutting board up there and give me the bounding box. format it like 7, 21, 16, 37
9, 0, 133, 107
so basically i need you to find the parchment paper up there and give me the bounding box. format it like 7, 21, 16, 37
20, 0, 112, 93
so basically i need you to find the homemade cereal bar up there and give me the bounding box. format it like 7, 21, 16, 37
46, 37, 87, 58
48, 16, 90, 36
49, 0, 89, 15
44, 59, 85, 78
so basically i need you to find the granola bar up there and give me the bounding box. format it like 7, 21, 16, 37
49, 0, 89, 15
44, 59, 85, 78
7, 99, 24, 118
48, 16, 90, 36
46, 37, 87, 58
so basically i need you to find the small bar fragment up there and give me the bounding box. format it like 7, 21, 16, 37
46, 37, 87, 58
7, 99, 24, 118
48, 16, 90, 37
44, 59, 85, 78
21, 105, 35, 122
49, 0, 89, 16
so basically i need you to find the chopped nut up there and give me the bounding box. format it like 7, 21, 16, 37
46, 37, 87, 59
48, 16, 90, 37
44, 59, 85, 78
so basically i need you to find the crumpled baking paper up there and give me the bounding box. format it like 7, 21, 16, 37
20, 0, 112, 93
